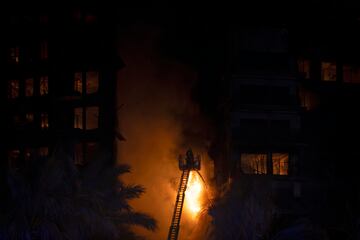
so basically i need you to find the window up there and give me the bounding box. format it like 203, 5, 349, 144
25, 78, 34, 97
241, 153, 267, 174
86, 106, 99, 129
74, 143, 84, 165
86, 71, 99, 94
74, 142, 98, 166
343, 65, 360, 83
74, 106, 99, 130
25, 113, 34, 123
8, 149, 20, 169
10, 47, 19, 63
321, 62, 336, 81
40, 41, 48, 60
74, 72, 83, 94
39, 147, 49, 157
24, 148, 36, 161
74, 71, 99, 95
298, 59, 310, 79
299, 87, 318, 110
74, 107, 83, 129
8, 80, 19, 98
41, 113, 49, 129
40, 76, 48, 95
272, 153, 289, 175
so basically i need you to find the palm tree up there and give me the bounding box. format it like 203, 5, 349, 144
0, 147, 156, 240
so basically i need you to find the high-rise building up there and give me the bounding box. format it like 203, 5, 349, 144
1, 8, 122, 175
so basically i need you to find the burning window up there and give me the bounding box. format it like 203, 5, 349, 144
40, 40, 48, 60
8, 149, 20, 169
321, 62, 337, 81
298, 59, 310, 79
241, 153, 267, 174
86, 106, 99, 129
74, 107, 83, 129
25, 78, 34, 97
74, 72, 83, 94
343, 65, 360, 83
26, 113, 34, 123
40, 113, 49, 129
8, 80, 19, 98
40, 76, 49, 95
10, 47, 19, 63
39, 147, 49, 157
272, 153, 289, 175
86, 71, 99, 94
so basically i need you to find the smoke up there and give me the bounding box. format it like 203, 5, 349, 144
116, 22, 214, 239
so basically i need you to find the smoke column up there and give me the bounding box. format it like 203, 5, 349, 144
116, 22, 214, 239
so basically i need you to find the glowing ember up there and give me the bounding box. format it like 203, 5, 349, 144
186, 171, 203, 217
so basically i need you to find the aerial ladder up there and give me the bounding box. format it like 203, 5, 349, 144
167, 149, 201, 240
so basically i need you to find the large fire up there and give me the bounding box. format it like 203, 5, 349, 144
185, 171, 203, 217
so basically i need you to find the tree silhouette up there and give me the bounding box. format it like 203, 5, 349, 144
0, 147, 156, 240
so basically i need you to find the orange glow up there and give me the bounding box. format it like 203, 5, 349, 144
185, 171, 203, 217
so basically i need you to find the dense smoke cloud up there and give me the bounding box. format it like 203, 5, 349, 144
116, 23, 214, 239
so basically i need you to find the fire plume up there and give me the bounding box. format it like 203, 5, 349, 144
186, 171, 203, 218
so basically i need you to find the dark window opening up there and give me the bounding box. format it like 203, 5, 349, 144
25, 78, 34, 97
10, 47, 20, 63
8, 149, 21, 170
74, 106, 99, 130
241, 153, 267, 174
41, 113, 49, 129
8, 80, 19, 99
40, 41, 48, 60
298, 59, 310, 79
343, 64, 360, 83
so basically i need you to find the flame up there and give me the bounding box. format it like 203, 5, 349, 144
185, 171, 203, 217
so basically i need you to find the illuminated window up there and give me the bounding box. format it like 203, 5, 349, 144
86, 106, 99, 130
41, 113, 49, 129
39, 147, 49, 157
26, 113, 34, 123
298, 59, 310, 79
241, 153, 267, 174
74, 107, 83, 129
40, 76, 49, 95
40, 40, 48, 60
8, 80, 19, 98
272, 153, 289, 175
321, 62, 337, 81
74, 72, 83, 94
10, 47, 19, 63
343, 65, 360, 83
8, 149, 20, 169
86, 71, 99, 94
25, 78, 34, 97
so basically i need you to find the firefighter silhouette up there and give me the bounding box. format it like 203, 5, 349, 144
185, 149, 194, 169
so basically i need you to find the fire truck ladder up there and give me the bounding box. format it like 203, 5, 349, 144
167, 169, 190, 240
